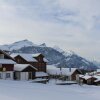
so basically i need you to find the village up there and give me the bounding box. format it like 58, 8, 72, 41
0, 49, 99, 86
0, 0, 100, 100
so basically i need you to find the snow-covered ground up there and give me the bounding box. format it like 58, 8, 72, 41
0, 80, 100, 100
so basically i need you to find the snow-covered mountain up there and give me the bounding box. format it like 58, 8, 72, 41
39, 43, 47, 47
9, 39, 37, 50
0, 39, 97, 70
92, 61, 100, 68
53, 45, 64, 53
0, 39, 37, 51
53, 46, 76, 59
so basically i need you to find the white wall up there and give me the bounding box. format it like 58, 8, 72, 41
20, 72, 28, 80
0, 71, 13, 80
0, 71, 32, 81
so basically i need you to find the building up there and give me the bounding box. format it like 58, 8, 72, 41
47, 65, 81, 81
0, 50, 16, 80
11, 53, 48, 72
36, 72, 48, 78
79, 75, 97, 85
14, 64, 37, 80
79, 71, 100, 85
0, 50, 40, 80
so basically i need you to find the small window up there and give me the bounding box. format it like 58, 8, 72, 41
0, 64, 2, 68
38, 57, 41, 61
17, 59, 20, 63
6, 73, 10, 78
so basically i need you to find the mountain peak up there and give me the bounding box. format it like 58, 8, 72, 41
39, 43, 47, 47
9, 39, 37, 50
0, 39, 37, 51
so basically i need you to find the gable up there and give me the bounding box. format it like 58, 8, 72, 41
34, 54, 45, 62
32, 53, 44, 58
13, 54, 37, 62
15, 55, 28, 63
0, 50, 15, 61
72, 69, 82, 76
14, 64, 37, 72
22, 66, 37, 72
11, 53, 47, 63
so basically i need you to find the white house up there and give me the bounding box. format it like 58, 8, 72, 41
14, 64, 37, 80
47, 65, 81, 81
0, 50, 16, 80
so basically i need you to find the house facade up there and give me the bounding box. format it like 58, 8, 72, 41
79, 69, 100, 85
11, 53, 47, 72
0, 50, 16, 80
47, 65, 82, 81
14, 64, 37, 80
0, 50, 40, 80
79, 75, 97, 85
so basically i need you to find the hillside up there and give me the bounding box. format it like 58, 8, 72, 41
0, 40, 97, 70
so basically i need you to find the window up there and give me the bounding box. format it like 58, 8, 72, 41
0, 54, 4, 59
0, 64, 2, 68
38, 57, 42, 61
3, 67, 6, 72
6, 73, 10, 78
17, 59, 21, 63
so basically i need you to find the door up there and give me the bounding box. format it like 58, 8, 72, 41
28, 72, 32, 80
14, 72, 20, 80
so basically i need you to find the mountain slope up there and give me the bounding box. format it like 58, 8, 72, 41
0, 39, 37, 51
0, 40, 97, 70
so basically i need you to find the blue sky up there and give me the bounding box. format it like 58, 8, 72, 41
0, 0, 100, 61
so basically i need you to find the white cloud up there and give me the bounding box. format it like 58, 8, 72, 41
0, 0, 100, 61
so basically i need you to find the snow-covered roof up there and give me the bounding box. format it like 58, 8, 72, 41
47, 65, 77, 76
0, 59, 16, 64
79, 75, 84, 78
81, 75, 100, 80
93, 75, 100, 82
43, 58, 48, 62
32, 53, 41, 57
82, 75, 93, 80
79, 74, 100, 82
11, 53, 38, 62
14, 64, 37, 71
11, 53, 47, 62
97, 69, 100, 72
36, 72, 48, 77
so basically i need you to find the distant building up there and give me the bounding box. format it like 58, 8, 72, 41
79, 69, 100, 85
47, 65, 82, 81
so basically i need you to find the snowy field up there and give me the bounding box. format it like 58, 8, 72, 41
0, 80, 100, 100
